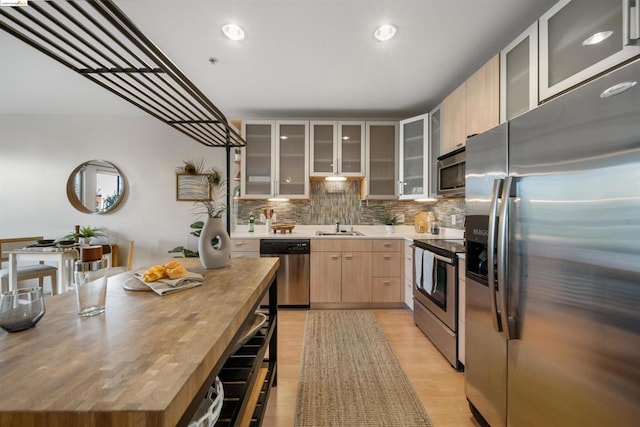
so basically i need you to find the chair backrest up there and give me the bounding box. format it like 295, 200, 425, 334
0, 237, 43, 262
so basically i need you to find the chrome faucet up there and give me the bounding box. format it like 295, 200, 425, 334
336, 221, 340, 232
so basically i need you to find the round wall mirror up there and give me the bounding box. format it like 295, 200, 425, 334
66, 160, 126, 214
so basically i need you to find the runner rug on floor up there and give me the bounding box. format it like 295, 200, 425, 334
294, 310, 433, 427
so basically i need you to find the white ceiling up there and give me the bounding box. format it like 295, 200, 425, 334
0, 0, 557, 120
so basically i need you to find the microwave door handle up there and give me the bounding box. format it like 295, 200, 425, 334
488, 178, 503, 333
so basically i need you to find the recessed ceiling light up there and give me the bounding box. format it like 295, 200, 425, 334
325, 176, 347, 182
582, 30, 613, 46
374, 24, 397, 42
222, 24, 245, 41
280, 135, 289, 140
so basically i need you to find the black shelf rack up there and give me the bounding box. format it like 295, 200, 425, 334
217, 312, 277, 426
0, 0, 245, 149
176, 276, 278, 427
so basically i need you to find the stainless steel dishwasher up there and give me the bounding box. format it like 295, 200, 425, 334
259, 239, 310, 307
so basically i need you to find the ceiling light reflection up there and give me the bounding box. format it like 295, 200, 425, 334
582, 31, 613, 46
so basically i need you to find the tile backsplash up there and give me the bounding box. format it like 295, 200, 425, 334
234, 180, 465, 230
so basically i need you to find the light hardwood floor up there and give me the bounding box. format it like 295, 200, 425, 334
262, 308, 479, 427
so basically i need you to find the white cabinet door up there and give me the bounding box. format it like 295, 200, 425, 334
427, 105, 442, 200
501, 22, 539, 122
310, 121, 337, 176
398, 113, 429, 200
242, 120, 309, 199
276, 121, 309, 199
364, 121, 398, 199
404, 241, 414, 310
242, 121, 275, 198
337, 121, 365, 177
539, 0, 640, 101
310, 121, 364, 178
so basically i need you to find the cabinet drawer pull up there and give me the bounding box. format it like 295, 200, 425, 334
235, 242, 244, 246
383, 243, 392, 247
384, 255, 392, 260
331, 255, 340, 260
383, 281, 391, 285
344, 255, 353, 260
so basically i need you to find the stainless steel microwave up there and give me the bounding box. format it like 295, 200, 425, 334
437, 147, 465, 197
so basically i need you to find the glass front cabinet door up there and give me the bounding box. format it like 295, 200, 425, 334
277, 121, 309, 198
242, 121, 274, 198
364, 121, 398, 199
242, 120, 309, 199
501, 22, 539, 122
428, 105, 442, 199
398, 113, 429, 200
310, 121, 364, 178
539, 0, 640, 101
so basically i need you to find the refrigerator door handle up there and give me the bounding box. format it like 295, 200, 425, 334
624, 0, 640, 45
497, 176, 513, 340
488, 178, 503, 333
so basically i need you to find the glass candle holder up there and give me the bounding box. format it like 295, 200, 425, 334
0, 287, 46, 333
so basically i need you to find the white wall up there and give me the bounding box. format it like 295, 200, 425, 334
0, 115, 229, 269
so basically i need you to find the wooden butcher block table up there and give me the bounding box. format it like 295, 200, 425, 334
0, 257, 279, 427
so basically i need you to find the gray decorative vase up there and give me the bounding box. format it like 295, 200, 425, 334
198, 217, 231, 269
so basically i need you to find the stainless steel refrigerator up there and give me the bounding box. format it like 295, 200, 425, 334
464, 58, 640, 427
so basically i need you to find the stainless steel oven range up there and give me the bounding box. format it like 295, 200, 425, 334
413, 238, 465, 369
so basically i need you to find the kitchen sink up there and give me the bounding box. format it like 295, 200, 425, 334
315, 230, 365, 236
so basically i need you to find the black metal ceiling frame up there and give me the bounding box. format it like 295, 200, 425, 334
0, 0, 246, 148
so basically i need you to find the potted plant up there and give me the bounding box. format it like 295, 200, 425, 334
380, 213, 399, 234
66, 226, 106, 245
234, 148, 241, 162
177, 159, 230, 269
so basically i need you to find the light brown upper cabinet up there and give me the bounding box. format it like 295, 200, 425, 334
466, 54, 500, 139
441, 82, 467, 156
442, 54, 500, 156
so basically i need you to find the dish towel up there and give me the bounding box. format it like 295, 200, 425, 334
133, 271, 204, 296
414, 247, 424, 290
422, 251, 435, 295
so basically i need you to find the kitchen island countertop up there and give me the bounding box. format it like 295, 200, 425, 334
0, 257, 279, 427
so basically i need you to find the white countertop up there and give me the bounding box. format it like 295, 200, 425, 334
231, 224, 465, 241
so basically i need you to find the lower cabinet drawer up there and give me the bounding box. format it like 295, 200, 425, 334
371, 277, 401, 303
372, 252, 401, 277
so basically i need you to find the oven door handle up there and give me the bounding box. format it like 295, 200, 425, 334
488, 178, 504, 333
433, 253, 454, 264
